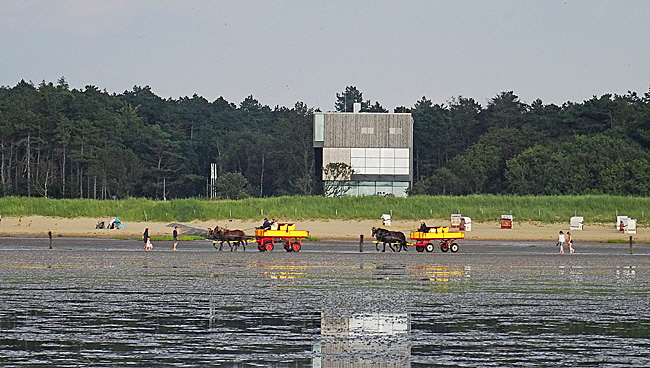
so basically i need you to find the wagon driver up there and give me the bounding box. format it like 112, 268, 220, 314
261, 218, 270, 230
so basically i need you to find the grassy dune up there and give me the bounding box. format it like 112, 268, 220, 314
0, 195, 647, 225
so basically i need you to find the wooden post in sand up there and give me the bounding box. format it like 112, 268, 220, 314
359, 235, 364, 252
48, 231, 53, 249
629, 236, 633, 254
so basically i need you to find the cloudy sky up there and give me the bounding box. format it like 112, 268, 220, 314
2, 0, 649, 111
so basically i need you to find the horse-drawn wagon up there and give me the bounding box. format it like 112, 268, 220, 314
371, 226, 464, 253
410, 226, 463, 253
255, 223, 309, 252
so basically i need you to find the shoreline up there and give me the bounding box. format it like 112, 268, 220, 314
0, 216, 644, 243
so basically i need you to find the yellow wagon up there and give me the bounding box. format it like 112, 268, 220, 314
410, 226, 464, 253
255, 223, 309, 252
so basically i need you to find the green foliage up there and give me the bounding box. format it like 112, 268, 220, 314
482, 91, 527, 130
335, 86, 365, 112
0, 195, 648, 225
2, 79, 650, 199
0, 80, 321, 200
322, 162, 354, 197
409, 167, 461, 195
606, 239, 634, 244
505, 135, 650, 195
214, 172, 251, 200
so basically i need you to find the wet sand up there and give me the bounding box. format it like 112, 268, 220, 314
0, 215, 643, 243
1, 238, 649, 367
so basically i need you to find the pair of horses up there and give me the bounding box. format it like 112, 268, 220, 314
371, 227, 407, 252
207, 226, 247, 251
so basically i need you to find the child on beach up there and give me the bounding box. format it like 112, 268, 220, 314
557, 231, 565, 253
143, 228, 153, 250
567, 231, 575, 253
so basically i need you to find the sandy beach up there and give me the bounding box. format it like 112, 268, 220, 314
0, 215, 643, 243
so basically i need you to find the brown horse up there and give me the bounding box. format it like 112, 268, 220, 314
211, 226, 247, 251
371, 227, 407, 252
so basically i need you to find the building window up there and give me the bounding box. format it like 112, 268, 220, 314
314, 113, 325, 141
389, 127, 402, 135
350, 148, 410, 175
361, 127, 374, 134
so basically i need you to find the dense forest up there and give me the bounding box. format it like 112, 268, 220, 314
1, 79, 650, 199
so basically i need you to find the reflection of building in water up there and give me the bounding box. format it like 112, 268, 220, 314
313, 312, 410, 368
558, 265, 584, 282
616, 265, 636, 283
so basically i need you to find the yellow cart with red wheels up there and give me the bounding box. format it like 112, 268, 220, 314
410, 226, 464, 253
255, 223, 309, 252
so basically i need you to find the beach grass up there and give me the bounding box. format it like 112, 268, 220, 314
606, 239, 635, 244
0, 195, 647, 224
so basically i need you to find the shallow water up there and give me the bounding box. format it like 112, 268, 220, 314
1, 239, 649, 367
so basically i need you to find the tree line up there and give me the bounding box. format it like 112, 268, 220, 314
1, 79, 649, 199
408, 90, 650, 196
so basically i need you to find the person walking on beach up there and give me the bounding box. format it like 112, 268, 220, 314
143, 227, 152, 250
567, 231, 575, 253
557, 231, 565, 253
173, 226, 179, 251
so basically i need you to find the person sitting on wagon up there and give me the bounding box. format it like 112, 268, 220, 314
419, 220, 429, 232
270, 218, 278, 230
259, 218, 271, 230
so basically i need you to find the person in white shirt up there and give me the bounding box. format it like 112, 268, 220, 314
557, 231, 565, 253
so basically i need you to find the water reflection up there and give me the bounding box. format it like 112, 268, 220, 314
314, 312, 410, 367
558, 264, 584, 282
374, 264, 409, 280
410, 265, 470, 282
257, 263, 307, 279
2, 246, 650, 366
616, 265, 636, 283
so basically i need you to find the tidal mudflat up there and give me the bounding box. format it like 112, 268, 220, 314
1, 238, 649, 367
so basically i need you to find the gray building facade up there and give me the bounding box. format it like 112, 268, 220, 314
314, 111, 413, 197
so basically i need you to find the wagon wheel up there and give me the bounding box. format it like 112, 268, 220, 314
450, 243, 459, 253
440, 241, 450, 252
416, 245, 425, 252
425, 242, 434, 252
291, 242, 302, 252
264, 240, 274, 252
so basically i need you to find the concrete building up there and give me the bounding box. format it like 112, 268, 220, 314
313, 106, 413, 197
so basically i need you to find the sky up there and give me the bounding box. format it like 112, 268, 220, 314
2, 0, 650, 111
